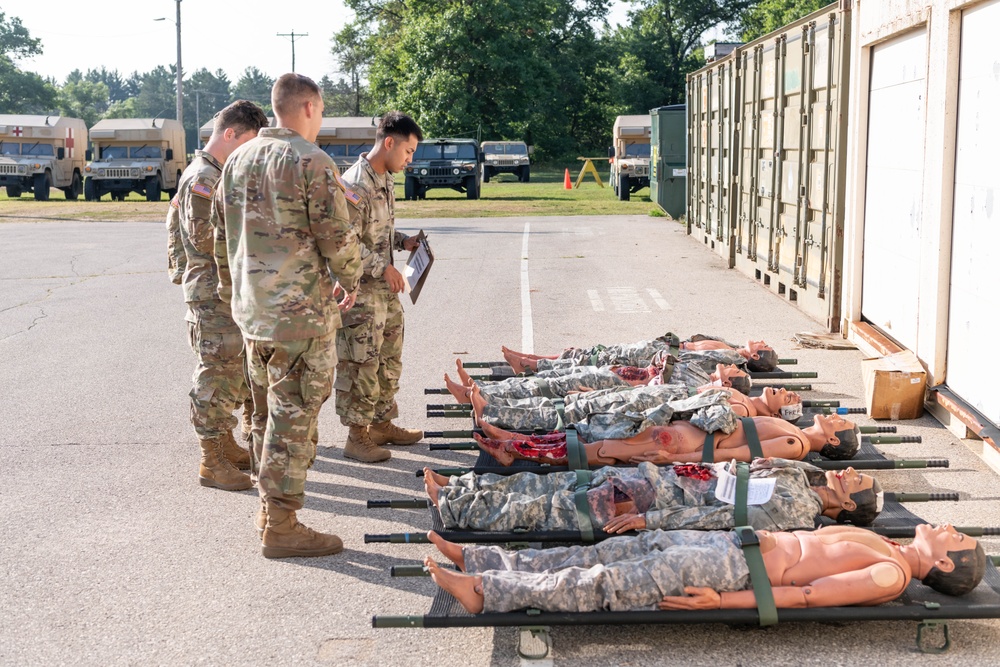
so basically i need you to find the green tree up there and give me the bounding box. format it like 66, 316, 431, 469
737, 0, 828, 41
85, 67, 129, 103
57, 76, 110, 127
185, 68, 232, 147
133, 65, 179, 119
0, 10, 57, 113
330, 23, 372, 116
232, 67, 274, 113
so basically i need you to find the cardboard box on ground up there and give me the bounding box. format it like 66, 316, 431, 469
862, 351, 927, 420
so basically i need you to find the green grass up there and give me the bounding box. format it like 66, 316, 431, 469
0, 166, 679, 222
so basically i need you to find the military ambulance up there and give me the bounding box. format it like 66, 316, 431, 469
84, 118, 186, 201
0, 115, 88, 200
609, 115, 652, 201
481, 140, 532, 183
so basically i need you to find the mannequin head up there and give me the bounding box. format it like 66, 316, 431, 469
817, 468, 883, 525
760, 387, 803, 423
709, 364, 752, 395
742, 340, 779, 372
813, 414, 861, 460
915, 524, 986, 596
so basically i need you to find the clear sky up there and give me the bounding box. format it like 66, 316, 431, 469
12, 0, 633, 85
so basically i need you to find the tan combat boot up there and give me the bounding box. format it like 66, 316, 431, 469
221, 431, 252, 470
260, 505, 343, 558
199, 439, 253, 491
369, 420, 424, 446
343, 425, 391, 463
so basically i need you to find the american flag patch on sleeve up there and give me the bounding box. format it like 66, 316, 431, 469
335, 173, 362, 206
191, 183, 214, 199
169, 197, 180, 209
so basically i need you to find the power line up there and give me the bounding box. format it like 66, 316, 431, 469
276, 30, 309, 72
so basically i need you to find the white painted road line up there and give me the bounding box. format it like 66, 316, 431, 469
521, 222, 534, 353
587, 289, 605, 312
607, 287, 650, 313
647, 288, 671, 310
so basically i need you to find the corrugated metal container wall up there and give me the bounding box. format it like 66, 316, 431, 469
686, 4, 851, 330
650, 104, 687, 219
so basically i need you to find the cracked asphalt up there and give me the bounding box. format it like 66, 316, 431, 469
2, 216, 1000, 666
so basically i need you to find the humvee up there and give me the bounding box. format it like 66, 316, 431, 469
0, 115, 88, 200
481, 140, 531, 183
403, 138, 483, 200
85, 118, 186, 201
609, 115, 651, 201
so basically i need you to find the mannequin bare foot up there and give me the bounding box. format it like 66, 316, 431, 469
501, 346, 530, 374
424, 468, 450, 487
469, 384, 489, 425
423, 468, 443, 507
444, 373, 473, 404
455, 358, 473, 386
473, 433, 516, 466
425, 557, 483, 612
427, 530, 466, 570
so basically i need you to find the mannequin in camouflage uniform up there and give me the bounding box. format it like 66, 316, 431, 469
334, 112, 425, 463
166, 100, 269, 491
424, 459, 882, 533
424, 524, 984, 614
215, 74, 362, 558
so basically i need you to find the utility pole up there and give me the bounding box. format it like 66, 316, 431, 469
175, 0, 183, 126
276, 30, 309, 72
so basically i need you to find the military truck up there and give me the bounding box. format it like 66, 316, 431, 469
481, 140, 531, 183
0, 115, 88, 200
403, 138, 483, 200
609, 115, 652, 201
84, 118, 186, 201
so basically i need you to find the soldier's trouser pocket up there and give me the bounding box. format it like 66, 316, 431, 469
336, 321, 377, 364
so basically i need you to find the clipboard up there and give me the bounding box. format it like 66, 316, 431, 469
403, 230, 434, 304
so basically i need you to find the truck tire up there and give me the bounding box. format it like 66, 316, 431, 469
465, 175, 480, 200
84, 177, 98, 201
520, 166, 530, 183
6, 186, 21, 198
33, 172, 51, 201
145, 175, 162, 202
618, 174, 630, 201
63, 172, 82, 201
404, 175, 416, 201
483, 168, 491, 183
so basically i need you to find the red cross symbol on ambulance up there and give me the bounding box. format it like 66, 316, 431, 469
66, 128, 75, 158
11, 126, 23, 137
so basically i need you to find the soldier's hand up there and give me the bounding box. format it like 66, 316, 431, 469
338, 288, 358, 312
333, 281, 344, 299
403, 236, 421, 252
603, 513, 647, 534
658, 587, 722, 611
383, 264, 406, 293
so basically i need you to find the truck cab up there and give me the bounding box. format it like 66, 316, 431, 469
609, 115, 652, 201
481, 140, 531, 183
85, 118, 186, 201
0, 115, 88, 200
403, 138, 483, 200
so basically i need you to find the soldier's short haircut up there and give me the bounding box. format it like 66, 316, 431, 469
376, 111, 423, 142
271, 73, 321, 117
213, 100, 269, 137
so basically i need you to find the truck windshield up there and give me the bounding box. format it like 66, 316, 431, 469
320, 144, 347, 157
22, 143, 54, 156
497, 143, 527, 155
0, 142, 19, 155
130, 146, 161, 159
102, 146, 128, 159
624, 143, 651, 158
415, 143, 477, 160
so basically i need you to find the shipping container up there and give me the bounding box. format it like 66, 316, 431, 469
686, 4, 851, 330
649, 104, 687, 219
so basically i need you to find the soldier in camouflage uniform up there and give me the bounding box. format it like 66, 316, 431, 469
426, 459, 882, 533
166, 100, 269, 492
334, 112, 425, 463
214, 74, 362, 559
425, 524, 984, 613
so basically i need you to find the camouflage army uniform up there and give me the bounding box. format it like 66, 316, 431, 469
480, 383, 739, 441
168, 150, 248, 441
466, 529, 750, 613
438, 459, 822, 533
166, 199, 186, 284
536, 334, 676, 372
214, 127, 361, 511
478, 366, 631, 402
334, 154, 410, 427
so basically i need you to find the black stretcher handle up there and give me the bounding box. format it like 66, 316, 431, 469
427, 411, 471, 418
859, 425, 897, 433
461, 361, 507, 368
391, 565, 430, 577
885, 492, 960, 502
365, 533, 431, 544
428, 442, 477, 451
777, 358, 797, 365
811, 459, 949, 470
808, 407, 867, 415
865, 435, 921, 444
424, 430, 474, 439
750, 371, 818, 379
425, 388, 451, 394
802, 400, 839, 408
426, 404, 471, 411
367, 499, 431, 509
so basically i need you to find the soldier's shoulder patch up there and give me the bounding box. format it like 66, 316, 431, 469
190, 182, 214, 199
169, 196, 180, 209
335, 173, 363, 206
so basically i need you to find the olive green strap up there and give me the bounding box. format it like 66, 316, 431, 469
566, 427, 587, 471
701, 431, 716, 464
733, 462, 750, 526
573, 469, 595, 543
553, 399, 565, 432
740, 417, 765, 460
664, 332, 681, 357
736, 526, 779, 626
534, 378, 554, 399
588, 344, 606, 367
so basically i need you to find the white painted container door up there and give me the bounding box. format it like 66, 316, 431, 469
947, 0, 1000, 424
861, 29, 927, 350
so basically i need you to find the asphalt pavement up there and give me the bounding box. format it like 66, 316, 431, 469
2, 214, 999, 666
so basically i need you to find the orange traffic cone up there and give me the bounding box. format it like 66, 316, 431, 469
564, 168, 572, 190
